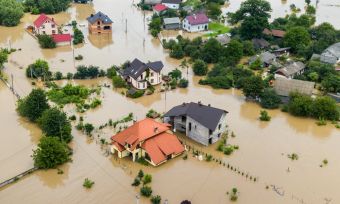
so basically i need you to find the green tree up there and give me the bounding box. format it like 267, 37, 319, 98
140, 186, 152, 197
170, 44, 185, 59
26, 59, 50, 79
249, 57, 262, 70
37, 35, 56, 49
311, 96, 339, 121
84, 123, 94, 135
260, 88, 281, 109
321, 75, 340, 93
168, 68, 182, 80
287, 92, 313, 117
32, 137, 70, 169
222, 39, 244, 66
283, 26, 311, 53
242, 40, 255, 56
73, 28, 84, 45
201, 38, 222, 63
38, 107, 73, 143
207, 3, 222, 19
0, 49, 8, 68
17, 89, 50, 122
151, 195, 162, 204
112, 76, 127, 88
0, 0, 24, 26
259, 110, 271, 121
193, 60, 208, 76
242, 76, 264, 99
24, 0, 72, 14
228, 0, 272, 39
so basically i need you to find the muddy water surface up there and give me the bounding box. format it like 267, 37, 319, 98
0, 0, 340, 203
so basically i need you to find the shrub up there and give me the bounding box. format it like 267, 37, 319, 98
178, 78, 189, 88
223, 146, 234, 155
151, 195, 161, 204
55, 71, 63, 80
83, 178, 95, 189
168, 68, 182, 80
140, 186, 152, 197
112, 76, 127, 88
138, 170, 144, 179
75, 54, 83, 60
69, 115, 76, 121
37, 35, 56, 49
127, 89, 145, 98
143, 174, 152, 185
26, 59, 50, 79
259, 110, 271, 121
74, 65, 100, 79
106, 66, 117, 78
193, 60, 208, 76
84, 123, 94, 135
260, 88, 281, 109
131, 178, 140, 186
288, 153, 299, 160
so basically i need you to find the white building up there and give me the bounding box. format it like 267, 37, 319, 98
182, 13, 209, 32
120, 58, 163, 90
161, 0, 182, 9
33, 14, 58, 35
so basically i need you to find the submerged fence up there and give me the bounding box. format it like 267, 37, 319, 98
0, 167, 38, 189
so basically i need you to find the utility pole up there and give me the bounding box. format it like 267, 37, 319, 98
135, 195, 140, 204
11, 74, 13, 91
125, 19, 128, 33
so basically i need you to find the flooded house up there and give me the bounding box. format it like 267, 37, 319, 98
32, 14, 58, 35
252, 38, 270, 50
320, 42, 340, 64
275, 61, 306, 79
164, 102, 228, 146
87, 11, 113, 34
153, 4, 168, 15
110, 118, 185, 166
119, 58, 163, 90
182, 13, 209, 32
249, 51, 278, 67
161, 0, 182, 9
274, 78, 315, 101
163, 17, 181, 30
263, 28, 286, 38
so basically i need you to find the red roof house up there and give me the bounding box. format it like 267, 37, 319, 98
111, 118, 185, 166
153, 4, 168, 14
263, 28, 286, 38
33, 14, 58, 35
183, 13, 209, 32
52, 34, 72, 46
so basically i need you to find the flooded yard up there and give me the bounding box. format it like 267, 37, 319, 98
0, 0, 339, 203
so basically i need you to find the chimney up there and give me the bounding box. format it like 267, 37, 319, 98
154, 127, 158, 133
208, 104, 211, 107
198, 101, 202, 106
182, 102, 186, 106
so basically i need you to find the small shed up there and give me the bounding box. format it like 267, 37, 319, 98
215, 34, 231, 46
274, 78, 315, 97
163, 17, 181, 30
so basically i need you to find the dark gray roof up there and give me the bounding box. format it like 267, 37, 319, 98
321, 42, 340, 64
161, 0, 182, 4
123, 58, 163, 80
249, 51, 276, 65
275, 61, 305, 77
164, 102, 228, 131
87, 11, 113, 24
252, 38, 270, 49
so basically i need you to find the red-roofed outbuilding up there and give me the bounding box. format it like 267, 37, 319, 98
52, 34, 72, 46
111, 118, 185, 166
153, 4, 168, 15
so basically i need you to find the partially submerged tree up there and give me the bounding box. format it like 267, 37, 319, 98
0, 0, 24, 27
32, 137, 70, 169
17, 89, 50, 122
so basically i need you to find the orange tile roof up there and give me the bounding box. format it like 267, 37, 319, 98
111, 118, 170, 149
142, 132, 185, 165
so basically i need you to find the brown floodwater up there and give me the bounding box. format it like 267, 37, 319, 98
0, 0, 339, 203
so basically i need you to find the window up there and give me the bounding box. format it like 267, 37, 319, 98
218, 124, 221, 130
209, 129, 213, 135
150, 72, 153, 76
51, 24, 55, 28
97, 21, 101, 25
189, 122, 191, 131
150, 79, 154, 83
195, 125, 197, 129
181, 116, 186, 122
52, 30, 56, 34
42, 31, 46, 34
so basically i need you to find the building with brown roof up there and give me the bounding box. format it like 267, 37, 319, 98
263, 28, 286, 38
274, 78, 315, 97
110, 118, 185, 166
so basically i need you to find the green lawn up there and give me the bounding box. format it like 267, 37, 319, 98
183, 0, 202, 7
204, 22, 230, 37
